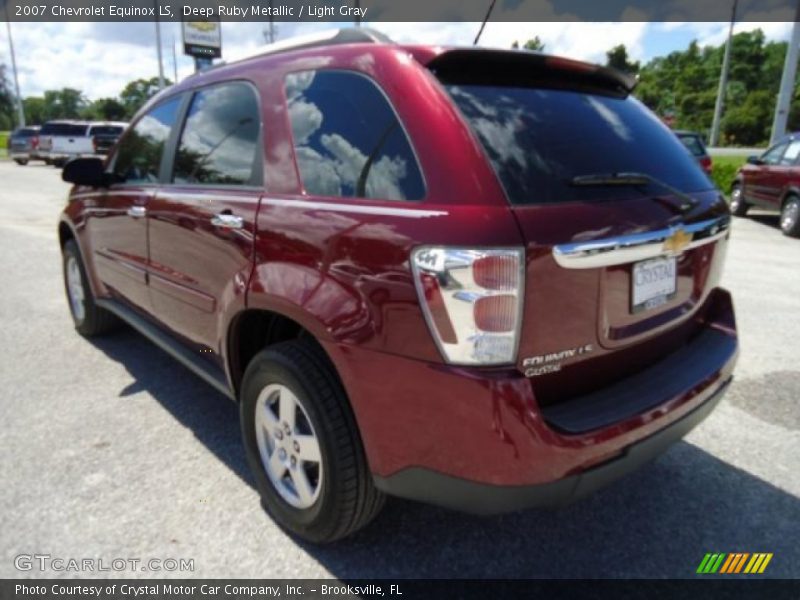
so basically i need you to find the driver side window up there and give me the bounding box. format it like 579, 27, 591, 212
113, 97, 182, 184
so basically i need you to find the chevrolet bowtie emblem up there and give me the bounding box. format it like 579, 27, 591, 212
663, 227, 692, 255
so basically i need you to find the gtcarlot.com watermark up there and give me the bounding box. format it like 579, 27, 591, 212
14, 554, 194, 573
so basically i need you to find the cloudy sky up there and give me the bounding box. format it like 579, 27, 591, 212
0, 21, 792, 101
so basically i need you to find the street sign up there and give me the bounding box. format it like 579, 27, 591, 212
182, 21, 222, 59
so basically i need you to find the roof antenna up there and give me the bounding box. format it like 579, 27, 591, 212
473, 0, 498, 45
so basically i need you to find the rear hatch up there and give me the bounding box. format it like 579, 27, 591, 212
431, 50, 730, 406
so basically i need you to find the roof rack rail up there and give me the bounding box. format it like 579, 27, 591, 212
202, 27, 393, 73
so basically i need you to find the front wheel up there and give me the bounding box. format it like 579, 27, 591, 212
240, 340, 385, 543
14, 158, 28, 166
730, 184, 749, 217
62, 240, 119, 336
781, 196, 800, 238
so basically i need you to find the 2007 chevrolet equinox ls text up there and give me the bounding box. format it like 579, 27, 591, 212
59, 28, 738, 542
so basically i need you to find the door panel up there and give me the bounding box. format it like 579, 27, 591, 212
85, 187, 153, 310
146, 188, 259, 359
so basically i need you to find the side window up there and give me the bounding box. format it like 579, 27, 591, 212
762, 142, 788, 166
285, 69, 425, 201
173, 83, 261, 186
780, 140, 800, 165
113, 97, 181, 184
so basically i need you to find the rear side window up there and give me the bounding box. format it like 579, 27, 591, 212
444, 85, 713, 205
677, 134, 706, 157
113, 97, 181, 184
173, 82, 261, 186
41, 123, 88, 136
90, 126, 125, 136
285, 69, 425, 201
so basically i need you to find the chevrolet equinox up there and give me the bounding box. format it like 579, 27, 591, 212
59, 28, 738, 542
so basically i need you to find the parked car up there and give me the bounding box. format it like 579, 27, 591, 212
675, 130, 713, 175
731, 133, 800, 237
88, 122, 128, 155
39, 120, 93, 167
8, 125, 41, 165
59, 29, 738, 543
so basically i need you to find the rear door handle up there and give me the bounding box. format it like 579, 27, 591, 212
211, 214, 244, 229
127, 206, 147, 218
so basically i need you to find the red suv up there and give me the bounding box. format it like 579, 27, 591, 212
59, 29, 738, 543
731, 133, 800, 237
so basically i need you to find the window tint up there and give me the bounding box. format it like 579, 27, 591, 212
41, 123, 88, 136
113, 98, 181, 184
14, 128, 38, 138
90, 125, 125, 136
780, 140, 800, 165
285, 70, 425, 201
677, 133, 705, 157
173, 83, 261, 186
762, 142, 788, 166
444, 84, 713, 205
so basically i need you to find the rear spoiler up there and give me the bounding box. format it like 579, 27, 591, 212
426, 48, 637, 98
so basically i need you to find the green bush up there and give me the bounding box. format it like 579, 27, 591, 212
710, 157, 745, 196
0, 131, 8, 158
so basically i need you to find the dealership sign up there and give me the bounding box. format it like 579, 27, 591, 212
182, 21, 222, 59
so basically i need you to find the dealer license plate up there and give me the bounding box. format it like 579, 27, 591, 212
632, 257, 677, 313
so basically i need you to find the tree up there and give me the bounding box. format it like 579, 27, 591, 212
522, 36, 545, 52
606, 44, 640, 75
0, 64, 17, 130
42, 88, 88, 119
22, 97, 47, 125
119, 77, 171, 118
83, 97, 127, 121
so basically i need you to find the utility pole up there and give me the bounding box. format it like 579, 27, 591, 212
354, 0, 361, 27
474, 0, 498, 45
3, 3, 25, 126
709, 0, 738, 147
171, 35, 179, 83
770, 1, 800, 144
154, 1, 166, 89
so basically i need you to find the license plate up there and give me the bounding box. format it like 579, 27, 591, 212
632, 257, 677, 313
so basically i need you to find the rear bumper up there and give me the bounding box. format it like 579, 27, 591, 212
374, 377, 729, 514
323, 287, 737, 513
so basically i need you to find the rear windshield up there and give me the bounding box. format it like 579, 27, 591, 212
677, 133, 707, 157
90, 125, 125, 136
41, 123, 88, 136
444, 84, 713, 205
14, 128, 38, 137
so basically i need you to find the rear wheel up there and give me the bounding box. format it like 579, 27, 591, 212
14, 158, 28, 166
781, 196, 800, 238
729, 184, 749, 217
240, 339, 384, 543
62, 240, 119, 336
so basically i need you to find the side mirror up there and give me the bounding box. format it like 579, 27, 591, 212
746, 155, 763, 165
62, 157, 109, 187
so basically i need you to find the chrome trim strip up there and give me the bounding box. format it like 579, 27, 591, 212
262, 197, 448, 218
552, 216, 730, 269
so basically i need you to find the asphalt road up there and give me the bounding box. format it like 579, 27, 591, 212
0, 161, 798, 579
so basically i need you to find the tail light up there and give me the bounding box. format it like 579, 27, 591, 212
31, 136, 39, 149
411, 247, 525, 365
700, 156, 713, 175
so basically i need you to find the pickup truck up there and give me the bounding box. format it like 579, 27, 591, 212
39, 121, 93, 167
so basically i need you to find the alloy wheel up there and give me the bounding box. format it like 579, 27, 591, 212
781, 199, 799, 233
66, 256, 86, 323
254, 383, 323, 509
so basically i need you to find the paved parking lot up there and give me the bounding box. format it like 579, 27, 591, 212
0, 160, 798, 579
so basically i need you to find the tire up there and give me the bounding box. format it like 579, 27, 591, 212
62, 239, 119, 336
14, 158, 28, 166
44, 159, 52, 166
780, 196, 800, 238
240, 339, 385, 543
729, 184, 749, 217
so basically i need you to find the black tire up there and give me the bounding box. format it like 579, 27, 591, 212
240, 339, 384, 543
729, 184, 749, 217
780, 196, 800, 238
14, 158, 28, 166
44, 159, 52, 166
62, 239, 119, 336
